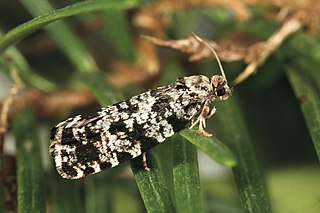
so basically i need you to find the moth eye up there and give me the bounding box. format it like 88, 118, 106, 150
216, 87, 226, 96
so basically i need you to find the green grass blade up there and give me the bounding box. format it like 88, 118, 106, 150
151, 138, 175, 196
214, 96, 272, 213
286, 60, 320, 162
0, 0, 140, 54
180, 129, 238, 167
131, 154, 175, 213
172, 135, 203, 213
13, 108, 45, 213
20, 0, 98, 73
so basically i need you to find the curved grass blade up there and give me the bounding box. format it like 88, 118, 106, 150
20, 0, 98, 73
179, 129, 238, 167
0, 0, 140, 54
13, 108, 45, 213
0, 29, 55, 91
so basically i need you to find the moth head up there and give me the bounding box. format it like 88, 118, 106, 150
192, 34, 232, 100
211, 75, 232, 100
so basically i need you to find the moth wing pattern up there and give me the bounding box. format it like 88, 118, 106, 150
49, 76, 213, 179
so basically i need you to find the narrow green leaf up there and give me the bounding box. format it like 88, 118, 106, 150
214, 96, 272, 213
151, 138, 175, 198
20, 0, 98, 73
131, 154, 175, 213
172, 135, 203, 213
13, 108, 45, 213
0, 0, 141, 54
179, 129, 237, 167
286, 61, 320, 162
0, 29, 55, 91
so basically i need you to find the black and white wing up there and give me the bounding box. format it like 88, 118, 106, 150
49, 77, 209, 179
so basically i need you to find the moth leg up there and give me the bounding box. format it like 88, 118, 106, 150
190, 100, 214, 137
189, 117, 200, 129
198, 105, 212, 137
207, 106, 216, 120
190, 117, 196, 126
142, 152, 150, 171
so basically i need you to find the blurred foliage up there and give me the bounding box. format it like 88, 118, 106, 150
0, 0, 319, 213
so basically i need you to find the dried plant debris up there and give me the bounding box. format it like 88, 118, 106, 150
134, 0, 320, 85
143, 35, 247, 63
0, 60, 22, 213
272, 0, 320, 29
0, 89, 96, 119
234, 1, 320, 84
0, 61, 23, 136
234, 18, 303, 84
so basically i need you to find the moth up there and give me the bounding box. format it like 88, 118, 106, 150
49, 36, 232, 179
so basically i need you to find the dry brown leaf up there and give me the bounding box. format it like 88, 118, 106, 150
5, 89, 97, 118
234, 18, 303, 84
143, 35, 247, 62
293, 0, 320, 33
270, 0, 320, 32
231, 0, 320, 84
0, 61, 23, 136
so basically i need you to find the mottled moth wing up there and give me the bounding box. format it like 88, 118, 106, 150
49, 76, 210, 179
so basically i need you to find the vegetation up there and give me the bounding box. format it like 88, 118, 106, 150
0, 0, 319, 212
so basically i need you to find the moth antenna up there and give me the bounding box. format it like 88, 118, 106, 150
193, 34, 227, 80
